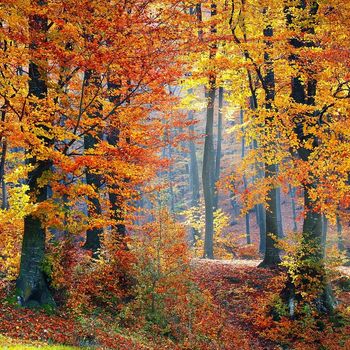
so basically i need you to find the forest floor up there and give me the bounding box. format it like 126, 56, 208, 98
0, 259, 350, 349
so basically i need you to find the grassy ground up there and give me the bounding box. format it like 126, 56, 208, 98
0, 335, 82, 349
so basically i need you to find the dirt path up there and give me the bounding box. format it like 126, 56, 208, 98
192, 258, 261, 267
193, 258, 350, 276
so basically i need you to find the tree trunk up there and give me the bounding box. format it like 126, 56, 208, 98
259, 23, 281, 267
106, 77, 126, 240
188, 102, 200, 244
251, 139, 266, 253
282, 0, 335, 314
276, 185, 284, 238
82, 70, 103, 257
240, 109, 250, 244
202, 83, 216, 259
0, 139, 7, 210
84, 132, 103, 255
289, 185, 298, 232
321, 214, 328, 255
202, 2, 217, 259
258, 205, 266, 253
336, 216, 344, 252
259, 163, 281, 267
168, 141, 175, 213
16, 0, 55, 307
213, 86, 223, 211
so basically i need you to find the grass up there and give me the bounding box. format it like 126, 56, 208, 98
0, 335, 83, 349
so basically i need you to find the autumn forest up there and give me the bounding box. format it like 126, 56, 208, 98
0, 0, 350, 349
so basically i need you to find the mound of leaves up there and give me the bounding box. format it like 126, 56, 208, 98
0, 287, 148, 350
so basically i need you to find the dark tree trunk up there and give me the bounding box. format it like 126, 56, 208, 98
84, 133, 103, 255
282, 0, 335, 314
82, 70, 103, 257
259, 23, 281, 268
276, 185, 284, 238
106, 77, 126, 240
259, 163, 281, 267
202, 2, 217, 259
16, 0, 55, 307
213, 86, 223, 211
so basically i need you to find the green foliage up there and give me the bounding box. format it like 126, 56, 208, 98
270, 295, 289, 320
279, 232, 327, 303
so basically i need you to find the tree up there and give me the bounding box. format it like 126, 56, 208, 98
3, 0, 193, 307
213, 86, 224, 211
16, 0, 55, 307
281, 0, 336, 314
202, 2, 217, 259
187, 93, 201, 244
259, 16, 281, 267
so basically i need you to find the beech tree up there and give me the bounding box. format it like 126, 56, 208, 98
16, 0, 55, 307
202, 2, 217, 259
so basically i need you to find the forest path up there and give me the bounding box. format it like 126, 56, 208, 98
193, 258, 350, 276
192, 258, 281, 350
192, 258, 261, 267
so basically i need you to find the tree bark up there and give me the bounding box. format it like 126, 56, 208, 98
16, 0, 55, 307
202, 83, 216, 259
106, 77, 126, 240
213, 86, 223, 211
289, 185, 298, 232
336, 216, 344, 252
202, 2, 217, 259
240, 109, 251, 244
82, 70, 103, 257
188, 102, 200, 244
259, 23, 281, 267
282, 0, 335, 314
276, 184, 284, 238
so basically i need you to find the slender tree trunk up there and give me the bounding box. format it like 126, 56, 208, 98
260, 162, 281, 267
322, 214, 328, 255
259, 23, 281, 267
168, 141, 175, 213
251, 128, 266, 253
213, 86, 223, 211
82, 70, 103, 257
336, 216, 344, 252
106, 77, 126, 240
16, 0, 54, 307
107, 128, 126, 239
258, 205, 266, 253
202, 2, 217, 259
249, 93, 266, 253
188, 103, 200, 244
202, 83, 216, 259
276, 184, 284, 238
240, 109, 250, 244
0, 136, 7, 210
289, 185, 298, 232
